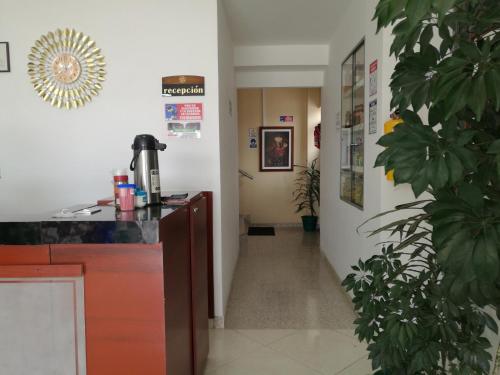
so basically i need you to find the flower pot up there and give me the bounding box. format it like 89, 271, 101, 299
301, 216, 318, 232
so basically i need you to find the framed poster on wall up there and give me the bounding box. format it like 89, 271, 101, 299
259, 127, 294, 172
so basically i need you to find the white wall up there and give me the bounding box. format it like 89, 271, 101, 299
217, 0, 240, 320
234, 45, 329, 67
0, 0, 231, 318
234, 44, 327, 88
236, 70, 324, 89
320, 0, 413, 281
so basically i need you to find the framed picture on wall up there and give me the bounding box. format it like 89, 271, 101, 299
0, 42, 10, 72
259, 127, 294, 172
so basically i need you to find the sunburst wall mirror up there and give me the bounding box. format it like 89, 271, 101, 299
28, 28, 106, 109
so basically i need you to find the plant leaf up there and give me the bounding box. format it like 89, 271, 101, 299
487, 140, 500, 154
473, 229, 500, 283
433, 0, 457, 16
468, 75, 487, 120
406, 0, 432, 27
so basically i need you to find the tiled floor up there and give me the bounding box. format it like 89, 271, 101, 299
225, 227, 356, 329
205, 228, 371, 374
205, 329, 371, 375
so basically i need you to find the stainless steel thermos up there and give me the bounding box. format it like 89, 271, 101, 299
130, 135, 166, 205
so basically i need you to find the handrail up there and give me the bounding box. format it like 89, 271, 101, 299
239, 169, 254, 180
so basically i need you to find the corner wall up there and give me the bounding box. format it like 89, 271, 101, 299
320, 0, 413, 281
217, 0, 240, 319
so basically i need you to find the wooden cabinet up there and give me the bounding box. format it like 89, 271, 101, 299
0, 192, 213, 375
190, 196, 209, 375
159, 206, 193, 375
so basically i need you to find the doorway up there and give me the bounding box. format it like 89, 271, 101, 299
237, 88, 321, 230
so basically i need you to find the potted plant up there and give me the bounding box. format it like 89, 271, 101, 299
343, 0, 500, 373
293, 158, 320, 232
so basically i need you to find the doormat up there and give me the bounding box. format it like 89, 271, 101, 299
248, 227, 275, 236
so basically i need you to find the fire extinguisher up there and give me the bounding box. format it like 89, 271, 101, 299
383, 111, 403, 181
314, 124, 321, 149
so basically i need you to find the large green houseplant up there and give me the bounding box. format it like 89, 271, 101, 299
342, 0, 500, 374
293, 158, 320, 231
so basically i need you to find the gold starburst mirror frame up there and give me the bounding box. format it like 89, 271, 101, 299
28, 28, 106, 109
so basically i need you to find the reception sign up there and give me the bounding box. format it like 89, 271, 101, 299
162, 75, 205, 97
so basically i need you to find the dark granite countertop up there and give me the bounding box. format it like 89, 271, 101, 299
0, 192, 202, 245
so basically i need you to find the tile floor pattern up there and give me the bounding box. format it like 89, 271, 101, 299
225, 228, 357, 329
204, 328, 372, 375
207, 228, 371, 374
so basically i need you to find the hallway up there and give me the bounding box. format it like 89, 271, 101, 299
205, 228, 371, 374
226, 228, 355, 329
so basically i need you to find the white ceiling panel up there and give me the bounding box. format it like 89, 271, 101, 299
222, 0, 349, 45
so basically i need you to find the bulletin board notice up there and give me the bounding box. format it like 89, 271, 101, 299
165, 103, 203, 139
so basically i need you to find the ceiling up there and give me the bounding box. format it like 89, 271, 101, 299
222, 0, 349, 46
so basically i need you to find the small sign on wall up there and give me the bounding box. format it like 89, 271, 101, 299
165, 103, 203, 139
249, 136, 257, 149
369, 60, 378, 97
279, 115, 294, 123
165, 103, 203, 121
167, 123, 202, 139
369, 99, 378, 134
248, 128, 257, 149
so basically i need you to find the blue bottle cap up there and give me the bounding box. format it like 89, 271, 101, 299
117, 184, 136, 189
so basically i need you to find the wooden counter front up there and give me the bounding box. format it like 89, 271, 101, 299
52, 243, 166, 375
0, 192, 213, 375
0, 245, 50, 265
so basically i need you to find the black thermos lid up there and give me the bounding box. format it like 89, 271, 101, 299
131, 134, 167, 151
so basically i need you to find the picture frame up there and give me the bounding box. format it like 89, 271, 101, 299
0, 42, 10, 73
259, 127, 294, 172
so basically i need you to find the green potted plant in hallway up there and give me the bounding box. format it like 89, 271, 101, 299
293, 158, 320, 232
343, 0, 500, 374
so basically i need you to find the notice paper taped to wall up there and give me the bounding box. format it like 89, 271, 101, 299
249, 136, 257, 149
369, 99, 377, 134
165, 103, 203, 139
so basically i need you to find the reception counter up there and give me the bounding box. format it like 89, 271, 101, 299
0, 191, 213, 375
0, 191, 203, 245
